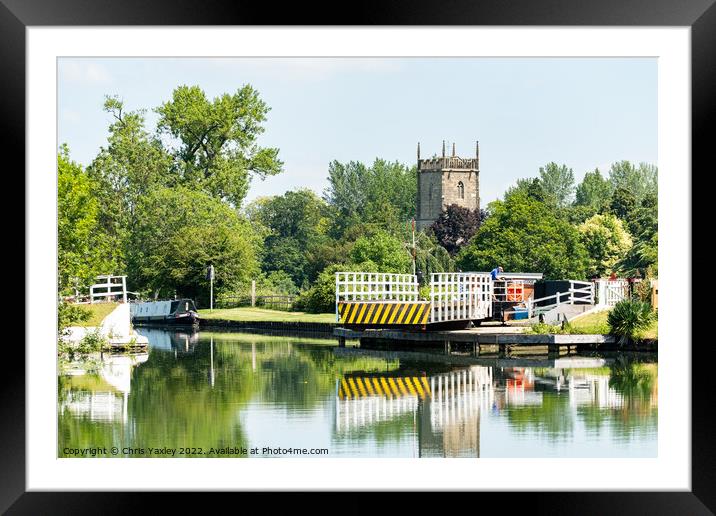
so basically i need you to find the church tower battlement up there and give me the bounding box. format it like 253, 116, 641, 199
416, 140, 481, 231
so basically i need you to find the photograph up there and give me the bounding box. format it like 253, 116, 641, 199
56, 56, 660, 460
8, 10, 708, 508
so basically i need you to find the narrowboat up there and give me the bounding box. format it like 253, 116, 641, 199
130, 299, 200, 326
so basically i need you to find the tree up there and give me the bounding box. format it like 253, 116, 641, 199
617, 193, 658, 276
414, 231, 454, 279
456, 193, 590, 279
248, 189, 331, 287
128, 187, 261, 304
58, 146, 116, 295
575, 168, 612, 211
609, 187, 637, 220
578, 214, 633, 277
156, 84, 283, 207
608, 161, 658, 202
87, 97, 173, 268
538, 162, 575, 207
294, 262, 379, 314
323, 159, 417, 238
350, 230, 412, 273
428, 204, 482, 256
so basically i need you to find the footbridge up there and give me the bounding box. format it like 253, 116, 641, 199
335, 271, 600, 330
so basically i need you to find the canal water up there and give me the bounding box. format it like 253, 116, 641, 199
58, 328, 657, 458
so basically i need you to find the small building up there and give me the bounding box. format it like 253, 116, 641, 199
416, 141, 481, 230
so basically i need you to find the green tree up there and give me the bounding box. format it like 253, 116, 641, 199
350, 230, 412, 273
156, 84, 283, 207
323, 159, 416, 238
58, 146, 116, 295
414, 231, 454, 280
575, 168, 612, 211
578, 214, 633, 277
538, 162, 575, 207
248, 189, 331, 287
617, 193, 658, 276
295, 262, 379, 314
609, 187, 637, 220
87, 97, 173, 269
608, 161, 657, 202
456, 193, 589, 279
128, 187, 260, 303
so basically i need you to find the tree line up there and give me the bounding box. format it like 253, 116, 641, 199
58, 84, 657, 313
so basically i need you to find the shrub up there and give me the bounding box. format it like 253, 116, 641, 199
58, 328, 107, 360
295, 261, 378, 314
607, 299, 656, 344
57, 302, 91, 336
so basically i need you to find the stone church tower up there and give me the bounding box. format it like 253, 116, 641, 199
416, 141, 480, 230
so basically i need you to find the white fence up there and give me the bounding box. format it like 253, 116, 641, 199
527, 280, 595, 318
90, 275, 128, 304
429, 273, 492, 323
595, 279, 629, 307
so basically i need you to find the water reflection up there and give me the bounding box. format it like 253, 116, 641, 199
58, 329, 657, 458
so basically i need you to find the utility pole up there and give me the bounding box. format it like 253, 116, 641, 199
411, 218, 417, 276
207, 264, 215, 311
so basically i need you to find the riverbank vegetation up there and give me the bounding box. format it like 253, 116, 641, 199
58, 82, 658, 318
529, 306, 658, 341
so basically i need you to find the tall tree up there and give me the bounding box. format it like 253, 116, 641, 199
456, 193, 589, 280
575, 168, 612, 211
538, 162, 575, 207
608, 161, 658, 202
88, 97, 173, 268
156, 84, 283, 207
323, 159, 416, 238
618, 192, 658, 276
58, 146, 117, 295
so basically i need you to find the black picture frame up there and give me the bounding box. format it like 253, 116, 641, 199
5, 0, 711, 513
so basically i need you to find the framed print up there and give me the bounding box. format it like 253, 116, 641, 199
5, 0, 712, 512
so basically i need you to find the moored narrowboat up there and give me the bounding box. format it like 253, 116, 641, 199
130, 299, 200, 326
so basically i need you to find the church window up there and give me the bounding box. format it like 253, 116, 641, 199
457, 181, 465, 199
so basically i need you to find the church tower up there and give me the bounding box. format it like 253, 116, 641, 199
416, 140, 480, 230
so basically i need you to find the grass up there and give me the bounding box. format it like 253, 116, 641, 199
198, 306, 336, 324
569, 310, 611, 334
570, 309, 658, 340
76, 302, 119, 327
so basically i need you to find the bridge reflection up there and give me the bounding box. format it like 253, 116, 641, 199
59, 352, 148, 424
334, 355, 657, 457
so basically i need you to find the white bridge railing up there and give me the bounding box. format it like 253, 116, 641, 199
429, 273, 492, 323
527, 280, 594, 318
335, 272, 419, 321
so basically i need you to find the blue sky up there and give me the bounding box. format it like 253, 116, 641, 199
58, 57, 657, 205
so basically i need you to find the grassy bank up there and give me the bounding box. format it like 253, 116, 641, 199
76, 302, 118, 327
530, 309, 657, 339
199, 307, 336, 324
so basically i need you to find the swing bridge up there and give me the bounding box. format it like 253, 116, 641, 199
334, 271, 625, 329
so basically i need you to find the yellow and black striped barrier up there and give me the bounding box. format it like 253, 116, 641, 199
339, 376, 432, 399
337, 301, 430, 326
